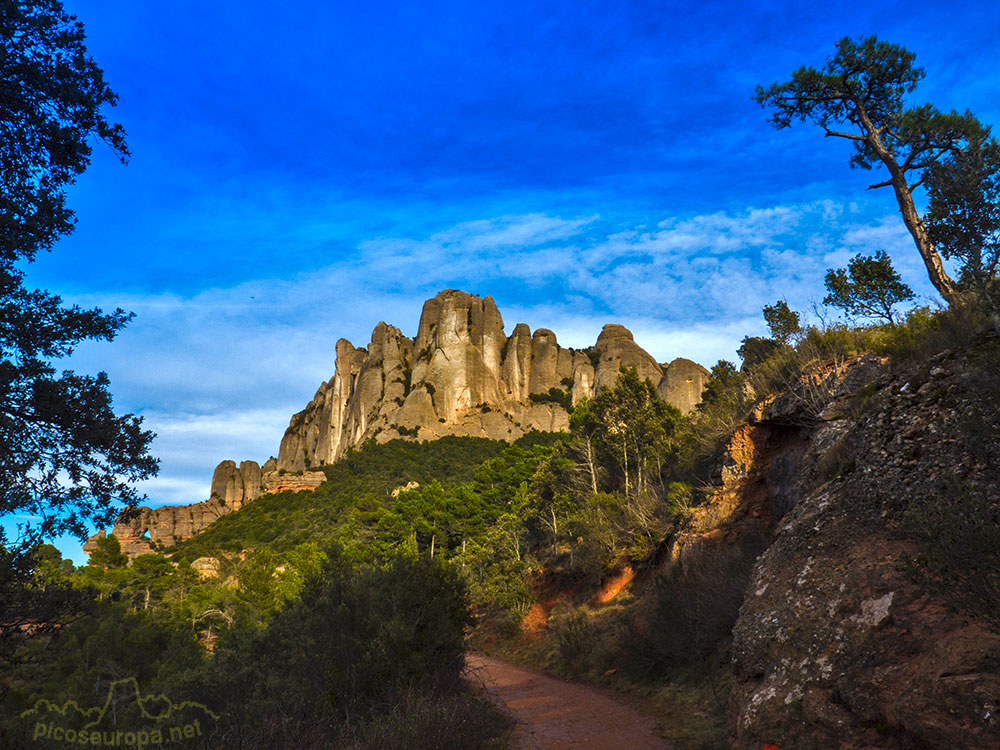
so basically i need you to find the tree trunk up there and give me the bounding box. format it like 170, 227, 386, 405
550, 507, 558, 556
855, 105, 959, 305
622, 441, 630, 496
429, 533, 435, 560
585, 437, 598, 494
890, 173, 959, 304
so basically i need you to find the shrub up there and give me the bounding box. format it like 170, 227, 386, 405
529, 387, 573, 411
201, 551, 478, 747
902, 478, 1000, 630
619, 530, 768, 679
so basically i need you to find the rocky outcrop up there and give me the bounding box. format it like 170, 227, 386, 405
277, 289, 709, 471
700, 343, 1000, 748
83, 498, 232, 558
209, 460, 263, 509
86, 289, 710, 560
82, 458, 317, 559
659, 358, 711, 415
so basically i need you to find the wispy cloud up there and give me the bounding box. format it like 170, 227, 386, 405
55, 199, 941, 528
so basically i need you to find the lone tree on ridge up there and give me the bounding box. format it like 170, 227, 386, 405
756, 35, 996, 305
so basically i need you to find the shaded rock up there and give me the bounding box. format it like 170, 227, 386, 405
727, 345, 1000, 749
658, 357, 711, 414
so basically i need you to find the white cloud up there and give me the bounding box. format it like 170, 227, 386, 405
58, 199, 943, 537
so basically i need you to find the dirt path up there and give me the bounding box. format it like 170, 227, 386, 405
464, 654, 671, 749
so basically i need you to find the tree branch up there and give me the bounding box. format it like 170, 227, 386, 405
867, 179, 894, 190
821, 126, 865, 141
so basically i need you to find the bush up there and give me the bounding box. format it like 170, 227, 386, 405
194, 551, 483, 748
619, 531, 768, 679
529, 387, 573, 411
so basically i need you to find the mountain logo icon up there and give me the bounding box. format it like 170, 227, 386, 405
18, 677, 218, 747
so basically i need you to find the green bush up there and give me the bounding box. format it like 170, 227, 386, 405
529, 386, 573, 411
194, 551, 486, 748
902, 478, 1000, 630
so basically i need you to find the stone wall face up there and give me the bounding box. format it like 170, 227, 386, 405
276, 289, 710, 471
86, 289, 709, 559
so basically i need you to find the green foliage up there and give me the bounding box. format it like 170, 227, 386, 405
737, 336, 783, 370
762, 299, 801, 344
573, 367, 681, 498
90, 534, 128, 570
0, 0, 129, 262
0, 543, 92, 668
1, 0, 157, 554
87, 533, 128, 569
171, 437, 519, 561
823, 251, 915, 325
691, 360, 753, 448
926, 137, 1000, 330
756, 35, 991, 303
529, 386, 573, 411
193, 551, 488, 748
4, 547, 508, 750
665, 481, 695, 517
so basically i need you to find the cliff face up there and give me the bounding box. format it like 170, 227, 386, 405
87, 289, 709, 558
82, 457, 327, 557
666, 340, 1000, 749
277, 289, 709, 471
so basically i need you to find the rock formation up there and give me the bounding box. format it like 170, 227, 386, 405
86, 289, 709, 559
652, 340, 1000, 748
725, 345, 1000, 748
277, 289, 710, 471
83, 458, 326, 558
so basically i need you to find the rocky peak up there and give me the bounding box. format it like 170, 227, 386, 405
276, 291, 710, 472
592, 323, 665, 392
87, 290, 712, 561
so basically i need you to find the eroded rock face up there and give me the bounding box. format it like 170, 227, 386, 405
87, 289, 710, 560
85, 458, 276, 559
728, 346, 1000, 749
276, 289, 707, 470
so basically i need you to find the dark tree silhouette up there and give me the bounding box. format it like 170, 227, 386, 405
1, 0, 157, 551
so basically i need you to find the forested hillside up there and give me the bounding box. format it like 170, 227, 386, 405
5, 9, 1000, 748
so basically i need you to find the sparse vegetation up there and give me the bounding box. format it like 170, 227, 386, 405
528, 386, 573, 411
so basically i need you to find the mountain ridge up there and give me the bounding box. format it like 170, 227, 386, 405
86, 289, 709, 558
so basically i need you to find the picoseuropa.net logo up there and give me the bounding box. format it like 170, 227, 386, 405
18, 677, 218, 748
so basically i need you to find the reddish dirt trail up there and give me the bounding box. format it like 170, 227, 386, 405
464, 654, 671, 749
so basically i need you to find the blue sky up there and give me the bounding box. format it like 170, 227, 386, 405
17, 0, 999, 561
